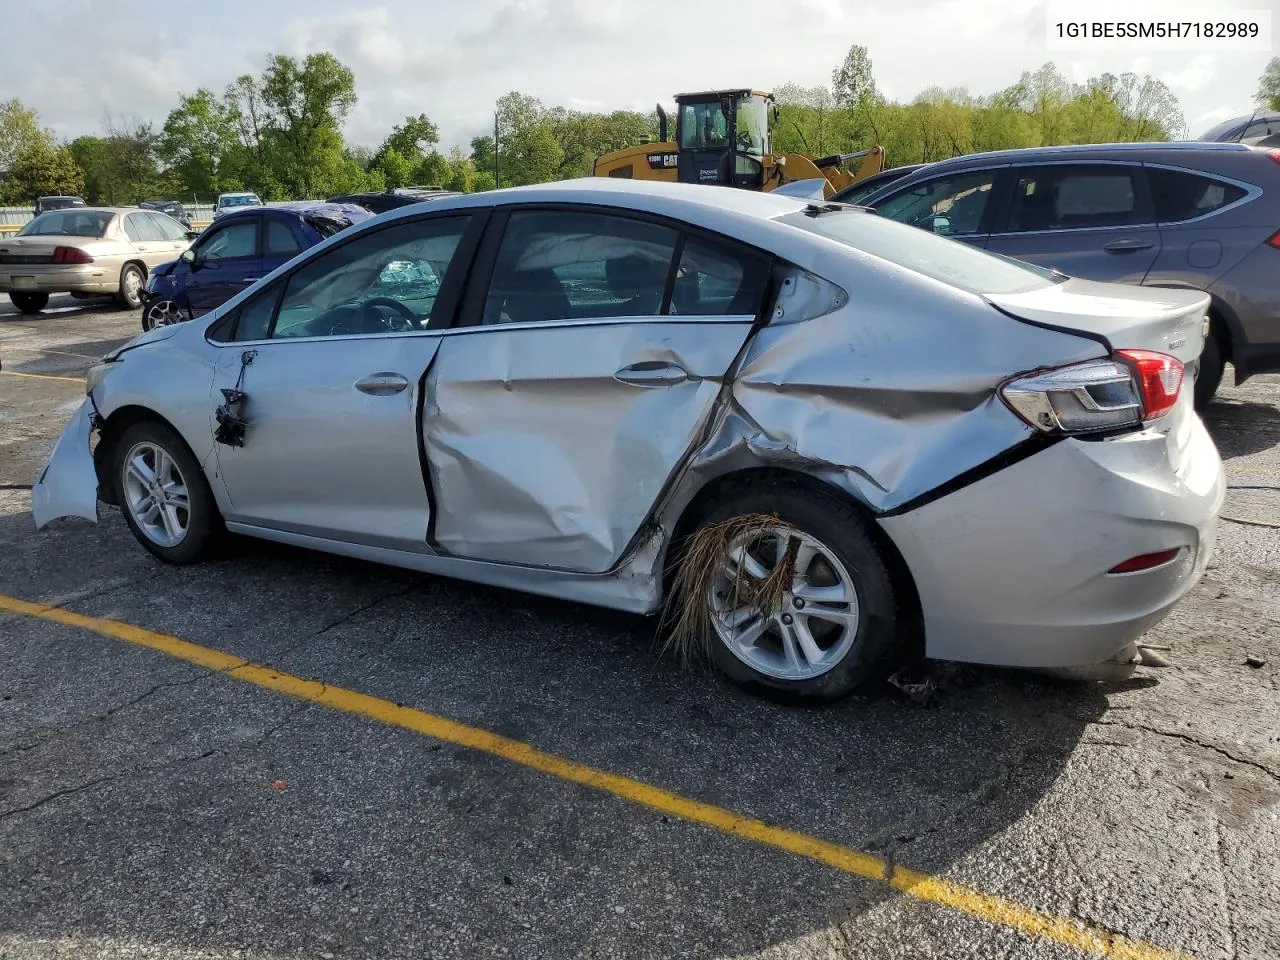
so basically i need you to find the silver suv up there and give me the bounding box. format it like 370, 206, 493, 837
853, 142, 1280, 405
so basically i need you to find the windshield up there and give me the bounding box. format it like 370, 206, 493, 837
735, 95, 769, 157
18, 210, 113, 238
221, 195, 260, 208
785, 209, 1064, 296
678, 100, 729, 150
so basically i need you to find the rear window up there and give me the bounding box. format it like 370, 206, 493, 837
18, 210, 112, 238
784, 209, 1063, 296
1148, 169, 1247, 222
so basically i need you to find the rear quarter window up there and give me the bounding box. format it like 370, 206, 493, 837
1147, 168, 1247, 223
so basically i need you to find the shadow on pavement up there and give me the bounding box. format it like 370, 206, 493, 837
0, 503, 1115, 959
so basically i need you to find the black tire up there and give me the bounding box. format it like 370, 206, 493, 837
116, 263, 145, 310
9, 291, 49, 314
1193, 331, 1224, 409
113, 419, 221, 564
683, 482, 900, 704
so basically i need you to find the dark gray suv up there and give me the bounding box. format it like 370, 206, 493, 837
854, 142, 1280, 405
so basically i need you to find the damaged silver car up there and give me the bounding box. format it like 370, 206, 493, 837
32, 179, 1225, 702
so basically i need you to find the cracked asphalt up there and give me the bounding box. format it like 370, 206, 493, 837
1, 296, 1278, 959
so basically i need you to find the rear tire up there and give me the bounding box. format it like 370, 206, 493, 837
676, 482, 900, 704
9, 292, 49, 314
116, 264, 145, 310
113, 419, 220, 565
1194, 332, 1224, 409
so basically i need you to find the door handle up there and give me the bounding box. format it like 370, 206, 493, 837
614, 361, 689, 387
354, 372, 409, 396
238, 277, 261, 284
1103, 238, 1154, 253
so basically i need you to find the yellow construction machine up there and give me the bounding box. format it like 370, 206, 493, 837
592, 89, 884, 199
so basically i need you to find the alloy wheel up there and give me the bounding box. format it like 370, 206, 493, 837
121, 441, 190, 548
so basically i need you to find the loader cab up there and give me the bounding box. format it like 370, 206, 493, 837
674, 90, 773, 190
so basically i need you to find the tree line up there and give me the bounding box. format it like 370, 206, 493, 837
2, 49, 1277, 208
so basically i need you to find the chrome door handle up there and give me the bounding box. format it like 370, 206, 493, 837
1103, 238, 1154, 253
239, 277, 261, 283
614, 361, 689, 386
354, 372, 409, 395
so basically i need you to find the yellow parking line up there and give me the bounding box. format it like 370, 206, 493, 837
0, 592, 1186, 960
0, 369, 82, 383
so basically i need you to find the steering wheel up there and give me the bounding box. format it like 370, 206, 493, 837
358, 297, 422, 332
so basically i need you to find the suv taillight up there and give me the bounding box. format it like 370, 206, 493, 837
1000, 350, 1183, 434
1267, 149, 1280, 165
52, 246, 93, 264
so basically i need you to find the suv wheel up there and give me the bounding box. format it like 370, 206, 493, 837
1194, 332, 1224, 409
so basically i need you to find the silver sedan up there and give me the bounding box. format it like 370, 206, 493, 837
32, 179, 1225, 702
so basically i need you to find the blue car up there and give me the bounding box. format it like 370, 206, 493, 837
140, 201, 373, 330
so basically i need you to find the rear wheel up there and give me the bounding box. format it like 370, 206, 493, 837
673, 483, 900, 703
113, 419, 220, 564
9, 292, 49, 314
116, 264, 145, 310
1194, 331, 1224, 409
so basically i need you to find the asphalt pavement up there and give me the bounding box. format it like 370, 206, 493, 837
0, 296, 1277, 959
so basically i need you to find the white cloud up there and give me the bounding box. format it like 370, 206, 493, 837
5, 0, 1272, 150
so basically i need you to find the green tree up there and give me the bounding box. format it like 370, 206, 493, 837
494, 92, 562, 186
0, 98, 53, 172
1257, 57, 1280, 111
0, 142, 84, 205
159, 88, 238, 198
831, 44, 877, 110
67, 136, 113, 202
258, 52, 357, 197
470, 135, 496, 181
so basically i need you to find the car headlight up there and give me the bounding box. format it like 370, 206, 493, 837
85, 361, 117, 396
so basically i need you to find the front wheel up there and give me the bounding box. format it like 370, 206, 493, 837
667, 483, 901, 703
116, 264, 145, 310
113, 420, 220, 564
141, 297, 183, 332
9, 291, 49, 314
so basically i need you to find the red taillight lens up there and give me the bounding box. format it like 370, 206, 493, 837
1268, 149, 1280, 165
52, 246, 93, 264
1115, 349, 1182, 421
1267, 228, 1280, 249
1108, 548, 1181, 574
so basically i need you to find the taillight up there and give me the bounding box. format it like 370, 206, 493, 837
1108, 548, 1181, 574
1267, 228, 1280, 249
1268, 149, 1280, 165
52, 246, 93, 264
1115, 349, 1183, 421
1000, 350, 1183, 435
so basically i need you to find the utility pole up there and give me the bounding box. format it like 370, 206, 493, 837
494, 111, 500, 189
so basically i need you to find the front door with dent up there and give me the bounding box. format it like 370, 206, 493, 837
425, 208, 771, 573
210, 215, 475, 549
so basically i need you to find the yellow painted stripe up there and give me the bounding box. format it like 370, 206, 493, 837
0, 592, 1187, 960
0, 369, 83, 383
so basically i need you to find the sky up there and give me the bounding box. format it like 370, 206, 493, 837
3, 0, 1275, 153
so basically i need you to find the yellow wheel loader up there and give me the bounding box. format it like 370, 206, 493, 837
592, 89, 884, 199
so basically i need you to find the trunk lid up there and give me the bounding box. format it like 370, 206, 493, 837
0, 235, 105, 265
985, 277, 1210, 368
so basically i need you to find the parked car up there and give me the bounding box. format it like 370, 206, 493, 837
830, 163, 931, 206
34, 196, 86, 215
33, 179, 1223, 703
850, 141, 1280, 406
0, 207, 193, 313
212, 191, 264, 219
327, 188, 463, 215
1198, 112, 1280, 147
139, 199, 193, 230
139, 201, 372, 330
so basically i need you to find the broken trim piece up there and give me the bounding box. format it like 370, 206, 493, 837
214, 350, 256, 447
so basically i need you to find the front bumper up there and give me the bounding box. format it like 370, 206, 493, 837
1, 265, 115, 296
31, 399, 100, 529
878, 397, 1224, 669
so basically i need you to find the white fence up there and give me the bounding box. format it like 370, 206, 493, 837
1, 203, 217, 227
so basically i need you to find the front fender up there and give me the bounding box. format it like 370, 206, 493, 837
31, 399, 100, 529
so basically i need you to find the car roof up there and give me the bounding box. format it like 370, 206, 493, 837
34, 206, 128, 215
906, 141, 1258, 172
213, 200, 372, 221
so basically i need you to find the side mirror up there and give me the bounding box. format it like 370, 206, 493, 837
930, 215, 952, 236
180, 249, 197, 265
185, 230, 200, 240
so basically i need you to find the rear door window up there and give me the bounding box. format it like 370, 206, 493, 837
667, 235, 770, 316
481, 210, 680, 325
123, 213, 161, 243
146, 212, 188, 241
1004, 165, 1147, 232
1147, 169, 1247, 223
266, 218, 303, 256
873, 170, 997, 237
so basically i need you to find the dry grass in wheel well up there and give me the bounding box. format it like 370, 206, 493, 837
659, 512, 796, 669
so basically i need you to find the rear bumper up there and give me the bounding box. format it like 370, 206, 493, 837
1, 265, 116, 296
878, 400, 1224, 669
